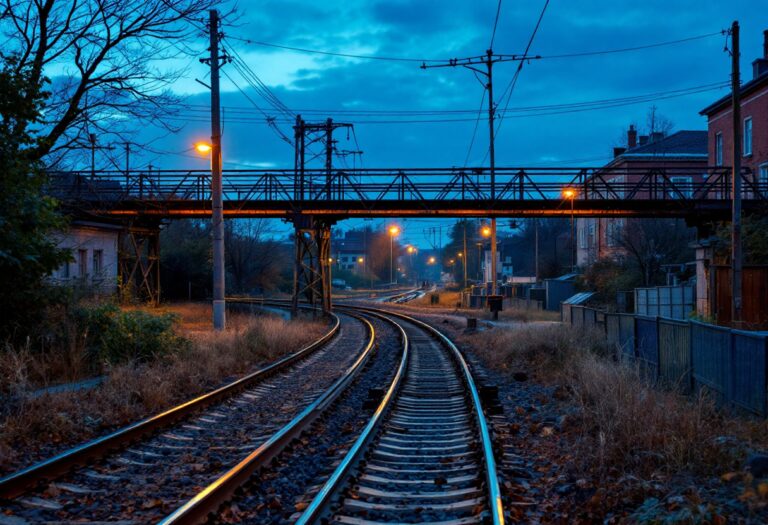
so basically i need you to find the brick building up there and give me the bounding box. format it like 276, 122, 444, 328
699, 30, 768, 186
576, 127, 708, 267
694, 29, 768, 320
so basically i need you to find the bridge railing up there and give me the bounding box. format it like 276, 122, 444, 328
46, 166, 764, 205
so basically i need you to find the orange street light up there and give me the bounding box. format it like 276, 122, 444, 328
562, 188, 577, 272
481, 224, 492, 238
457, 252, 463, 258
195, 142, 212, 155
406, 245, 416, 254
428, 256, 436, 264
357, 256, 364, 263
388, 226, 400, 283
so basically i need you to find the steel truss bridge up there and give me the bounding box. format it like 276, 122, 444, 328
50, 166, 766, 219
49, 165, 766, 312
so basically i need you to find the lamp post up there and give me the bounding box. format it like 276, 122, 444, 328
195, 141, 225, 330
388, 225, 400, 285
562, 188, 577, 272
480, 224, 492, 284
406, 245, 417, 285
458, 252, 466, 289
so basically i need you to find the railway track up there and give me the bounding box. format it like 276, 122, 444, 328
0, 304, 503, 524
0, 307, 374, 523
294, 308, 503, 525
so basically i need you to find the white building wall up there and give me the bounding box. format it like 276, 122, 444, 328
51, 223, 120, 294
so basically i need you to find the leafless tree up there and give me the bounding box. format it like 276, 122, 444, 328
226, 220, 286, 293
1, 0, 225, 164
610, 218, 693, 286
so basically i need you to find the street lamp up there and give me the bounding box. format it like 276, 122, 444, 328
406, 246, 417, 285
480, 220, 498, 294
195, 141, 225, 330
388, 225, 400, 284
562, 188, 577, 272
194, 142, 212, 155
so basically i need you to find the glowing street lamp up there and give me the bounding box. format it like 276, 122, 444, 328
428, 256, 436, 264
481, 224, 492, 238
562, 187, 577, 272
357, 256, 364, 264
194, 142, 213, 155
388, 225, 400, 284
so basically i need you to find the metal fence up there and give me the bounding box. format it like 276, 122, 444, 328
561, 303, 768, 416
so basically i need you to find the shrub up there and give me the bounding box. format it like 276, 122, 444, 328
76, 304, 187, 365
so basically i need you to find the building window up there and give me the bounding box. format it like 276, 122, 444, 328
715, 132, 723, 166
670, 176, 692, 198
78, 249, 88, 278
578, 227, 587, 249
61, 259, 70, 279
744, 117, 752, 156
606, 219, 623, 248
92, 249, 103, 276
588, 223, 596, 246
760, 164, 768, 194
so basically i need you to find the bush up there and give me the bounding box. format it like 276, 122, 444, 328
76, 304, 187, 365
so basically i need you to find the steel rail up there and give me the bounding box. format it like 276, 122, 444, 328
158, 310, 385, 525
0, 306, 340, 500
293, 308, 410, 525
295, 305, 505, 525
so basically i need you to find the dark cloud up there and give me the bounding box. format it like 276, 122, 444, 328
122, 0, 764, 172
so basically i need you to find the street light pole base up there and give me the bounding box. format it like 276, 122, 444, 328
213, 300, 226, 331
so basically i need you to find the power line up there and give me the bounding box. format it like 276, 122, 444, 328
226, 29, 723, 64
493, 0, 550, 144
162, 80, 729, 125
490, 0, 503, 49
176, 81, 728, 119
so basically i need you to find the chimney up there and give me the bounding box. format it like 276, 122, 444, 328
627, 124, 637, 149
613, 147, 626, 158
753, 29, 768, 79
639, 135, 649, 146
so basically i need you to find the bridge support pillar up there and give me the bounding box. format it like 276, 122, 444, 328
118, 221, 161, 306
291, 215, 333, 317
690, 222, 716, 319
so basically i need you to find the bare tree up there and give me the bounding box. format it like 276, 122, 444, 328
1, 0, 223, 163
610, 219, 693, 286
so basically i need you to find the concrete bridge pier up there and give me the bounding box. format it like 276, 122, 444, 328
118, 220, 162, 306
290, 215, 335, 317
690, 221, 716, 319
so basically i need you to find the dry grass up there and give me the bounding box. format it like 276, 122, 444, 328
0, 308, 326, 474
461, 324, 747, 478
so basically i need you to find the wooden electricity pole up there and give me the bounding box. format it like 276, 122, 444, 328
731, 20, 743, 326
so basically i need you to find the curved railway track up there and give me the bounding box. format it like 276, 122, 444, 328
0, 307, 374, 523
295, 307, 503, 525
0, 304, 503, 525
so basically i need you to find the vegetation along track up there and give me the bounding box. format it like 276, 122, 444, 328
0, 306, 374, 523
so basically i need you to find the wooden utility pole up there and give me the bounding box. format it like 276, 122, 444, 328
731, 20, 743, 326
209, 9, 225, 330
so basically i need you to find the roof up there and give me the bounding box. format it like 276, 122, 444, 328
700, 71, 768, 116
563, 292, 596, 305
617, 130, 708, 161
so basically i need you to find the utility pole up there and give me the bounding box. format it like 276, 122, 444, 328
87, 133, 114, 181
294, 118, 353, 200
463, 222, 468, 289
730, 20, 743, 326
422, 50, 539, 296
534, 218, 540, 282
204, 9, 227, 331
